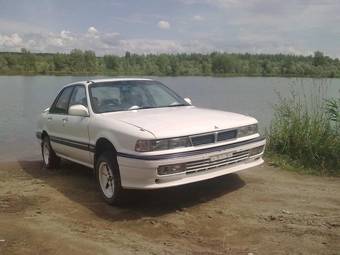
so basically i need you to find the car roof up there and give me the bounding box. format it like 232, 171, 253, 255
63, 78, 154, 88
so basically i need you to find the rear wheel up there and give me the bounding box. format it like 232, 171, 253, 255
41, 136, 60, 169
96, 151, 123, 205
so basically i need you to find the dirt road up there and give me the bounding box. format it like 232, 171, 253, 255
0, 160, 339, 255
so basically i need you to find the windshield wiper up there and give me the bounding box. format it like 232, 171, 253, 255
127, 104, 188, 111
165, 104, 188, 108
139, 106, 157, 109
128, 106, 156, 110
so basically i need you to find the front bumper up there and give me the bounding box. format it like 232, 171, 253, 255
117, 137, 266, 189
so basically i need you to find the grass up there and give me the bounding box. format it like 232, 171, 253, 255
266, 79, 340, 176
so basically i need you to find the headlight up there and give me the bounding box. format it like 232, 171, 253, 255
135, 137, 191, 152
237, 124, 258, 137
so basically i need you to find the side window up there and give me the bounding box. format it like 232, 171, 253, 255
69, 86, 87, 109
50, 86, 74, 114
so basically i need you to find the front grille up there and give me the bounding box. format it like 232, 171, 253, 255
217, 130, 237, 141
185, 149, 250, 175
189, 129, 237, 146
191, 134, 215, 146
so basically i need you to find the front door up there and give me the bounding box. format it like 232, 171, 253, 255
60, 85, 91, 165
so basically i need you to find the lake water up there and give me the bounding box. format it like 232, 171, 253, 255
0, 76, 339, 161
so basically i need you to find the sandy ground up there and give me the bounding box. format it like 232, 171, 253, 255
0, 160, 339, 255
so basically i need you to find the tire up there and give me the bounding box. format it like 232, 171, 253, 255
41, 136, 61, 169
96, 151, 123, 205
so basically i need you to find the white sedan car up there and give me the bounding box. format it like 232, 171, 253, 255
36, 78, 266, 204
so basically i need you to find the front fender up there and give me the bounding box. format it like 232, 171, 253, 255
89, 116, 155, 155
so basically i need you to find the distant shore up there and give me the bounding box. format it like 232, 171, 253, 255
0, 72, 338, 78
0, 49, 339, 78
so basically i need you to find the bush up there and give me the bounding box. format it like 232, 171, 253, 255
266, 80, 340, 175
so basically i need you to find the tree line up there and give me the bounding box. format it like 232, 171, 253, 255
0, 48, 339, 77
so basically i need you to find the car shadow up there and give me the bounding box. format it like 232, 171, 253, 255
19, 159, 245, 221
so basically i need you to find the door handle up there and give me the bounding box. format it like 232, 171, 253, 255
47, 117, 53, 121
62, 117, 68, 122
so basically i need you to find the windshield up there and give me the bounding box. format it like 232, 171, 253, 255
89, 80, 189, 113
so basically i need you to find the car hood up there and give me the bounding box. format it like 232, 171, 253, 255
102, 106, 257, 138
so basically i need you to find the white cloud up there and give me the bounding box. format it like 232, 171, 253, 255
119, 39, 213, 54
0, 33, 23, 49
0, 29, 214, 55
87, 26, 98, 34
157, 20, 171, 29
193, 15, 204, 21
0, 29, 322, 57
86, 26, 100, 40
60, 30, 73, 40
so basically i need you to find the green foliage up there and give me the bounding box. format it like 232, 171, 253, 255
1, 49, 340, 76
266, 81, 340, 174
325, 98, 340, 123
313, 51, 326, 66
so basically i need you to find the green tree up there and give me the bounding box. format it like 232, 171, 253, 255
21, 48, 36, 72
84, 50, 97, 72
1, 49, 340, 77
53, 53, 68, 72
69, 49, 85, 72
0, 56, 8, 71
313, 51, 325, 66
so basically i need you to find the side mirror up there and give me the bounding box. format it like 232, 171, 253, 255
69, 104, 89, 117
184, 97, 192, 105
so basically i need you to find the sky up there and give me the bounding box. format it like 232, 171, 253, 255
0, 0, 339, 57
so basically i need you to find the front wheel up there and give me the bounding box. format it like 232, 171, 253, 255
96, 151, 123, 205
41, 136, 60, 169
